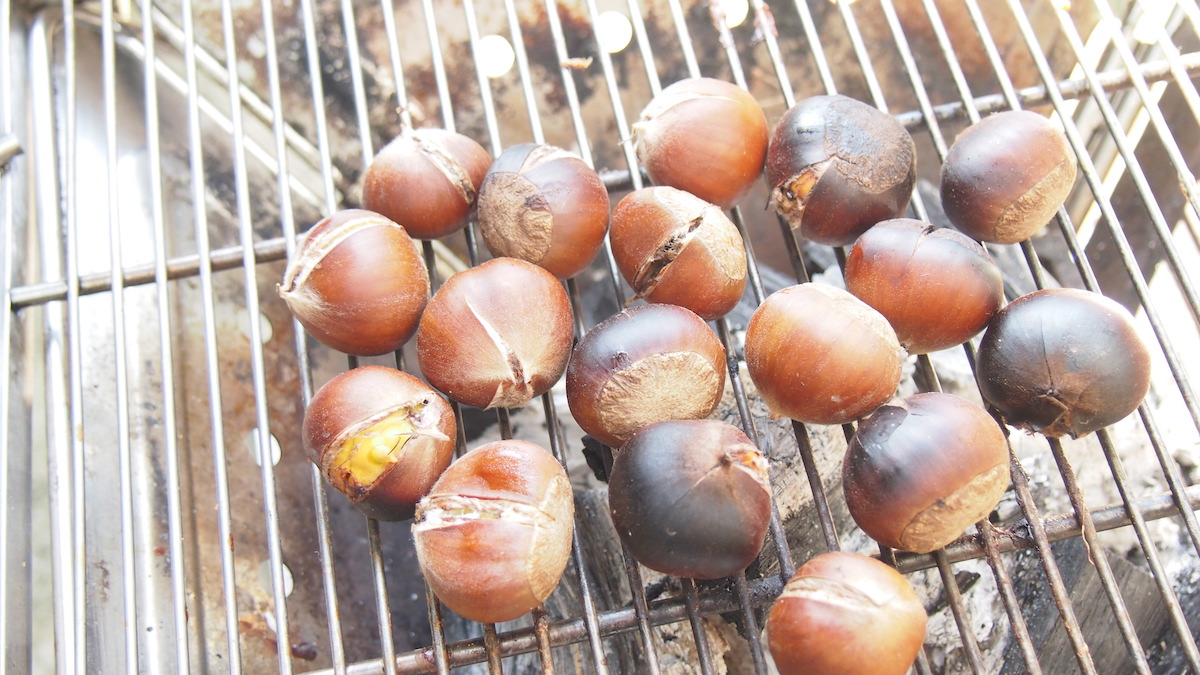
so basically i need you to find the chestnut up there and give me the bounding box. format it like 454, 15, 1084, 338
766, 551, 927, 675
744, 283, 903, 425
941, 110, 1077, 244
302, 366, 456, 521
278, 209, 429, 356
632, 77, 769, 209
413, 439, 574, 624
565, 303, 726, 448
610, 186, 747, 320
976, 287, 1151, 438
477, 143, 610, 279
416, 257, 573, 409
608, 420, 771, 579
843, 392, 1009, 553
766, 95, 916, 246
844, 218, 1004, 354
362, 127, 491, 239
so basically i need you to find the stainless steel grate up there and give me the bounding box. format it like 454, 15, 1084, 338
3, 0, 1200, 673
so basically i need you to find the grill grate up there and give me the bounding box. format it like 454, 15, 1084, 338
3, 0, 1200, 673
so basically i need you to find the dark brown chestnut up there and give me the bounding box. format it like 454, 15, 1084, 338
608, 420, 770, 579
744, 283, 903, 425
362, 127, 491, 239
632, 77, 769, 209
566, 303, 726, 448
477, 143, 610, 279
976, 287, 1151, 438
278, 209, 429, 356
767, 551, 927, 675
413, 439, 574, 624
416, 257, 573, 409
843, 392, 1009, 553
766, 94, 916, 246
303, 366, 456, 521
610, 186, 747, 320
844, 218, 1004, 354
941, 110, 1077, 244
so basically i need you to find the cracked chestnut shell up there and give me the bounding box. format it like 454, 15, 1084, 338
845, 219, 1004, 354
610, 186, 747, 320
766, 95, 916, 246
632, 77, 769, 209
941, 110, 1077, 244
566, 303, 726, 448
416, 258, 573, 409
976, 288, 1151, 438
303, 366, 456, 521
278, 209, 429, 356
609, 420, 771, 579
362, 127, 491, 239
843, 392, 1009, 553
477, 143, 610, 279
767, 552, 927, 675
413, 439, 574, 624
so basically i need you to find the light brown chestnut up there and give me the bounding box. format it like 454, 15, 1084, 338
632, 77, 769, 209
477, 143, 610, 279
745, 283, 903, 425
566, 303, 726, 448
843, 392, 1009, 553
416, 258, 573, 409
941, 110, 1077, 244
610, 186, 747, 320
362, 127, 491, 239
767, 552, 927, 675
303, 366, 456, 521
278, 209, 429, 356
413, 439, 574, 624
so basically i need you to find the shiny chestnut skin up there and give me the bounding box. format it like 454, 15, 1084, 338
278, 209, 429, 356
303, 366, 456, 521
566, 303, 726, 448
362, 127, 491, 239
941, 110, 1077, 244
609, 420, 770, 579
632, 77, 769, 209
976, 288, 1151, 438
416, 258, 573, 409
413, 439, 574, 624
843, 393, 1009, 553
766, 95, 916, 246
767, 552, 927, 675
610, 186, 747, 320
845, 219, 1004, 354
477, 143, 610, 279
745, 283, 904, 425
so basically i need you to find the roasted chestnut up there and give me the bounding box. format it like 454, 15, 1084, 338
413, 439, 574, 624
767, 551, 927, 675
416, 257, 573, 409
632, 77, 769, 209
843, 392, 1009, 553
302, 366, 456, 521
477, 143, 610, 279
610, 186, 747, 320
608, 420, 770, 579
362, 127, 491, 239
744, 283, 903, 425
976, 287, 1151, 438
566, 303, 726, 448
941, 110, 1077, 244
844, 219, 1004, 354
766, 95, 916, 246
278, 209, 429, 356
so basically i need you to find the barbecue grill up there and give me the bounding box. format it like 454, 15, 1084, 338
3, 0, 1200, 672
